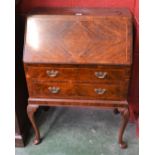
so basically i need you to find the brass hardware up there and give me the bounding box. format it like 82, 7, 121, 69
94, 88, 106, 95
48, 86, 60, 94
95, 71, 107, 79
46, 70, 58, 77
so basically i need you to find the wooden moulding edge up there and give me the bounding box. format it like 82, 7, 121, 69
28, 98, 128, 109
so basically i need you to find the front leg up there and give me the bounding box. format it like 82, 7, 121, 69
27, 104, 40, 145
118, 107, 129, 149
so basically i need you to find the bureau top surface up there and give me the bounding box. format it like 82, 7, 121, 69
23, 8, 133, 65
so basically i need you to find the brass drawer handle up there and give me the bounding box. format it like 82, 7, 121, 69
95, 72, 107, 79
94, 88, 106, 95
48, 86, 60, 94
46, 70, 59, 77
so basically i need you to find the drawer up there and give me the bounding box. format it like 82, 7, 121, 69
25, 66, 77, 81
28, 82, 77, 98
25, 65, 130, 83
28, 81, 128, 100
76, 83, 128, 100
78, 68, 130, 82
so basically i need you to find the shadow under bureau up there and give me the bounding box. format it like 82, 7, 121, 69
23, 8, 133, 149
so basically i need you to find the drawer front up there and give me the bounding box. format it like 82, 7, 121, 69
28, 82, 77, 98
25, 66, 130, 83
78, 68, 129, 82
28, 81, 128, 100
76, 83, 128, 100
26, 67, 77, 81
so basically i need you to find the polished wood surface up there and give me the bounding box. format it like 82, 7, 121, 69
29, 98, 128, 108
27, 104, 40, 145
25, 64, 130, 101
24, 8, 132, 149
23, 8, 132, 65
28, 7, 132, 16
118, 108, 130, 148
25, 64, 131, 83
27, 81, 129, 100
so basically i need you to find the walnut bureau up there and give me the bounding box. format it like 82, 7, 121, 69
23, 8, 133, 149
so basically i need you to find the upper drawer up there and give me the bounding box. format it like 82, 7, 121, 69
25, 65, 130, 83
23, 8, 133, 65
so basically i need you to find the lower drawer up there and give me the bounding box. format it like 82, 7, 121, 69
28, 82, 128, 100
76, 83, 128, 100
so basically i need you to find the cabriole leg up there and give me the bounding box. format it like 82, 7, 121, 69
118, 107, 129, 149
27, 104, 40, 145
